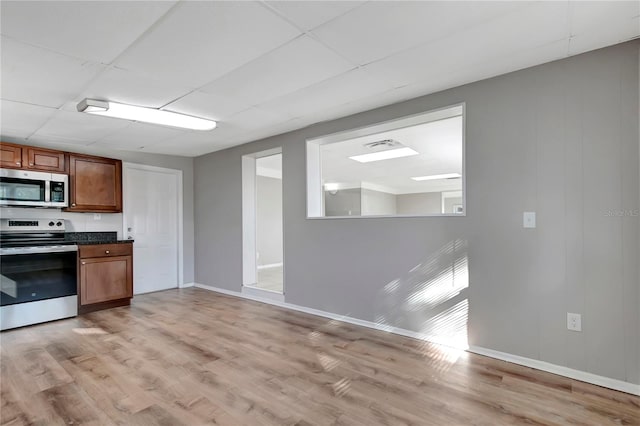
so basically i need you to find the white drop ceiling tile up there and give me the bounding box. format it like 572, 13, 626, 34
266, 1, 366, 31
239, 117, 307, 142
27, 133, 94, 147
148, 130, 239, 157
259, 68, 393, 118
200, 36, 355, 105
78, 67, 193, 109
311, 1, 531, 65
428, 39, 569, 95
165, 91, 250, 122
115, 1, 301, 89
362, 39, 567, 120
32, 109, 130, 143
93, 122, 186, 150
568, 2, 640, 55
225, 107, 294, 132
363, 1, 570, 88
151, 142, 239, 157
0, 129, 31, 142
0, 1, 177, 64
1, 37, 105, 108
0, 100, 57, 136
475, 2, 569, 49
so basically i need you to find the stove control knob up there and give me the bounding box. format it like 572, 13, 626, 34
56, 221, 63, 227
49, 221, 55, 226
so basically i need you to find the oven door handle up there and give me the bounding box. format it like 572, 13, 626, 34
0, 245, 78, 255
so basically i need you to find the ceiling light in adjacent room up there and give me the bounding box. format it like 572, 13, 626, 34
77, 98, 216, 131
349, 147, 418, 163
411, 173, 462, 181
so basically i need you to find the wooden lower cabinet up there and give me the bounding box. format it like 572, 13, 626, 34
78, 243, 133, 314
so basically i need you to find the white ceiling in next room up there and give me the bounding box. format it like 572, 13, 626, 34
1, 1, 638, 157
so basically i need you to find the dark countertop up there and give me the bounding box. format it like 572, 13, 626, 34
65, 232, 133, 245
75, 239, 134, 245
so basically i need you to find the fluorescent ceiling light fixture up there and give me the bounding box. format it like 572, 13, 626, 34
77, 98, 216, 131
411, 173, 462, 181
349, 147, 418, 163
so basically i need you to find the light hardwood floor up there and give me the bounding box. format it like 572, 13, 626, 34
256, 265, 284, 293
1, 288, 638, 425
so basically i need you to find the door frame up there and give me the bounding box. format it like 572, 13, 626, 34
241, 147, 284, 299
122, 162, 185, 289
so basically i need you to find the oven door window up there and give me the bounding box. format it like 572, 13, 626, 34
0, 177, 45, 202
0, 251, 77, 306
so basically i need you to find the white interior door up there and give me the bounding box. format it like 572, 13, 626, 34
123, 163, 182, 295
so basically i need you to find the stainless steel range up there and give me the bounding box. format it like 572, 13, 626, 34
0, 218, 78, 330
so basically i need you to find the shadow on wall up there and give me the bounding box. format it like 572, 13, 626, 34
375, 239, 470, 350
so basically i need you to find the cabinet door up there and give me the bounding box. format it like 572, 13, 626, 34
25, 147, 66, 172
80, 256, 133, 305
68, 154, 122, 212
0, 143, 23, 169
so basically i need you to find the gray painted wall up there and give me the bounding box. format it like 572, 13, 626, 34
361, 188, 397, 215
0, 140, 196, 283
444, 196, 463, 214
397, 192, 442, 214
256, 175, 283, 266
324, 188, 361, 216
194, 41, 640, 385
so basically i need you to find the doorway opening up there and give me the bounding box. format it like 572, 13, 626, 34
242, 148, 284, 300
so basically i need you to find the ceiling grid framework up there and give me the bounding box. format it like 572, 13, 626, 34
1, 0, 638, 157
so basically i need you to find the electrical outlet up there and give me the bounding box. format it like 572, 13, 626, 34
567, 313, 582, 332
523, 212, 536, 228
93, 213, 101, 221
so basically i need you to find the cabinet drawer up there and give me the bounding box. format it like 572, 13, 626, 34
79, 243, 132, 259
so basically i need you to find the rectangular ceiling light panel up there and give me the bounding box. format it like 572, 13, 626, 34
349, 147, 418, 163
77, 98, 216, 131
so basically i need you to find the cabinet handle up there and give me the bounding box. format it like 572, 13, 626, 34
71, 203, 76, 207
105, 250, 110, 254
29, 162, 34, 166
15, 162, 20, 166
82, 262, 86, 265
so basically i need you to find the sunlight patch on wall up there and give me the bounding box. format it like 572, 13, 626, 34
375, 239, 470, 351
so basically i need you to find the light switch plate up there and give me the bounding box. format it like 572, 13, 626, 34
523, 212, 536, 228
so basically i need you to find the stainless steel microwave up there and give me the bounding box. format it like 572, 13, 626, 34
0, 169, 69, 208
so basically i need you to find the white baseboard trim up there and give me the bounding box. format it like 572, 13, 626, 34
194, 283, 450, 346
468, 346, 640, 396
180, 282, 195, 288
193, 283, 640, 396
241, 285, 284, 302
257, 262, 283, 270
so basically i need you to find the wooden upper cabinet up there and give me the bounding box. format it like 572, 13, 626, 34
1, 142, 67, 172
24, 146, 66, 172
0, 143, 23, 169
67, 154, 122, 212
